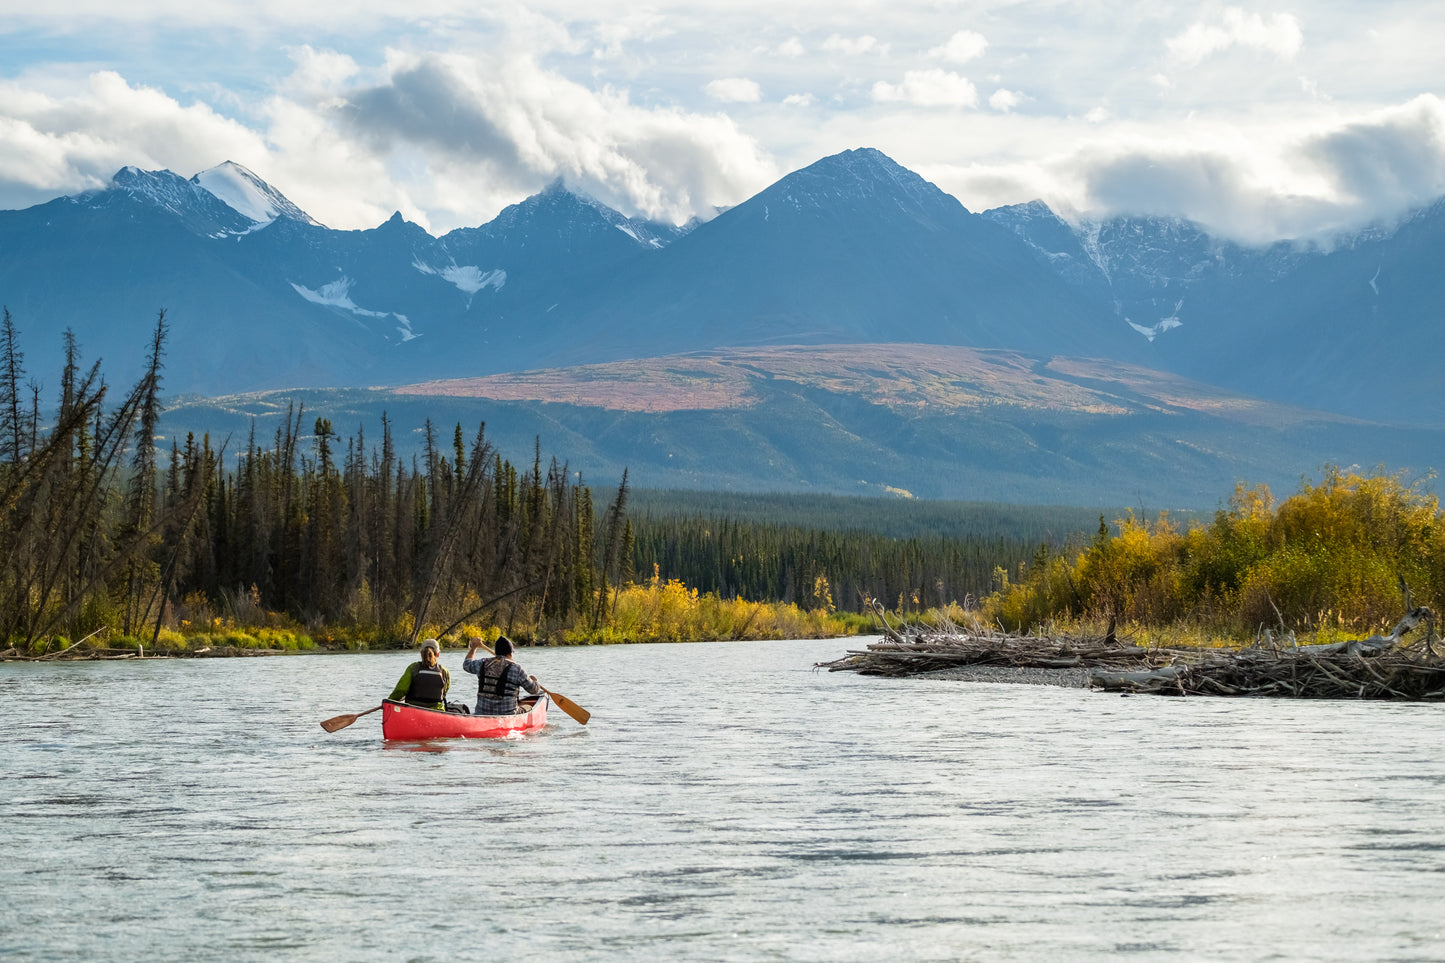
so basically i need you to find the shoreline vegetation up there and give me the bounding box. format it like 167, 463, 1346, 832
2, 319, 1443, 675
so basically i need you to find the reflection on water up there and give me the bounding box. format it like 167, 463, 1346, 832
4, 638, 1445, 961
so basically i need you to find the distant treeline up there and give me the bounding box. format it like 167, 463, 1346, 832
627, 489, 1127, 541
626, 491, 1108, 611
630, 516, 1046, 612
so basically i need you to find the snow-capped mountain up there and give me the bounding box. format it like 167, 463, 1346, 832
517, 147, 1149, 370
2, 150, 1444, 426
983, 199, 1445, 422
92, 165, 260, 236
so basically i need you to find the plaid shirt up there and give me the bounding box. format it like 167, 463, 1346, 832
463, 656, 542, 715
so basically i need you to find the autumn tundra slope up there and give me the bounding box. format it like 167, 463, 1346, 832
164, 344, 1439, 509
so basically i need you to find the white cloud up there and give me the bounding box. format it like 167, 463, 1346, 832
0, 52, 780, 232
281, 45, 361, 99
2, 2, 1443, 247
0, 71, 269, 209
873, 69, 978, 108
329, 51, 778, 228
989, 88, 1022, 113
1167, 8, 1303, 66
933, 94, 1445, 244
930, 30, 988, 64
704, 77, 763, 103
822, 34, 883, 56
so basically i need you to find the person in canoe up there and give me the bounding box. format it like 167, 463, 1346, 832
464, 635, 542, 715
388, 638, 451, 711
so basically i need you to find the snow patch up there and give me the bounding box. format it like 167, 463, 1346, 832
192, 160, 321, 228
1127, 300, 1185, 341
413, 260, 506, 295
291, 277, 386, 316
197, 165, 278, 225
293, 276, 421, 341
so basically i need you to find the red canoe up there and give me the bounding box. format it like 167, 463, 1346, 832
380, 697, 548, 740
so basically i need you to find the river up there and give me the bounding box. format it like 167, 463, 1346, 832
4, 637, 1445, 961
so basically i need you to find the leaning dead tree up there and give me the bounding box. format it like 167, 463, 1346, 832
821, 598, 1445, 701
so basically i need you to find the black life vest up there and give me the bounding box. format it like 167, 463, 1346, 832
478, 657, 514, 700
407, 662, 446, 704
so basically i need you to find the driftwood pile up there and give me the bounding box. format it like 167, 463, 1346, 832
817, 622, 1178, 678
821, 605, 1445, 701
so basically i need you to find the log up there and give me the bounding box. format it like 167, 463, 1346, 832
1089, 665, 1188, 691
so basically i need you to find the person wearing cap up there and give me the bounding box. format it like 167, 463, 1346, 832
463, 635, 542, 715
387, 638, 451, 711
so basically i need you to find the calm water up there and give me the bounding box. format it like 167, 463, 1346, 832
4, 637, 1445, 961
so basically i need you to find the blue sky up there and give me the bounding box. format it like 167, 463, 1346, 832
1, 1, 1442, 242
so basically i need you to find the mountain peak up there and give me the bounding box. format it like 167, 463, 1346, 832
472, 180, 681, 250
94, 165, 255, 235
735, 146, 968, 229
192, 161, 322, 228
801, 148, 951, 206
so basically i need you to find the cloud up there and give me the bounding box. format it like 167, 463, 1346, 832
822, 34, 883, 56
873, 69, 978, 108
0, 50, 779, 232
0, 71, 268, 210
1167, 8, 1303, 65
1064, 95, 1445, 242
1300, 94, 1445, 211
989, 88, 1022, 113
331, 51, 778, 228
704, 77, 763, 103
782, 93, 814, 108
930, 30, 988, 64
777, 37, 805, 57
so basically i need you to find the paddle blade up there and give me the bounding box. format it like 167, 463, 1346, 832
320, 713, 358, 732
543, 688, 590, 725
320, 704, 382, 733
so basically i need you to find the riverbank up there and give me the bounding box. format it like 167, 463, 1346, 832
0, 644, 296, 661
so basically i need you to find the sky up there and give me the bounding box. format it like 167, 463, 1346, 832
0, 1, 1442, 244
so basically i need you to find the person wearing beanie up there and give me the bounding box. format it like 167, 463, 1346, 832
463, 634, 542, 716
386, 638, 451, 711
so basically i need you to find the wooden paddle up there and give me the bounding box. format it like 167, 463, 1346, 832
470, 639, 590, 726
319, 705, 382, 733
540, 687, 590, 726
